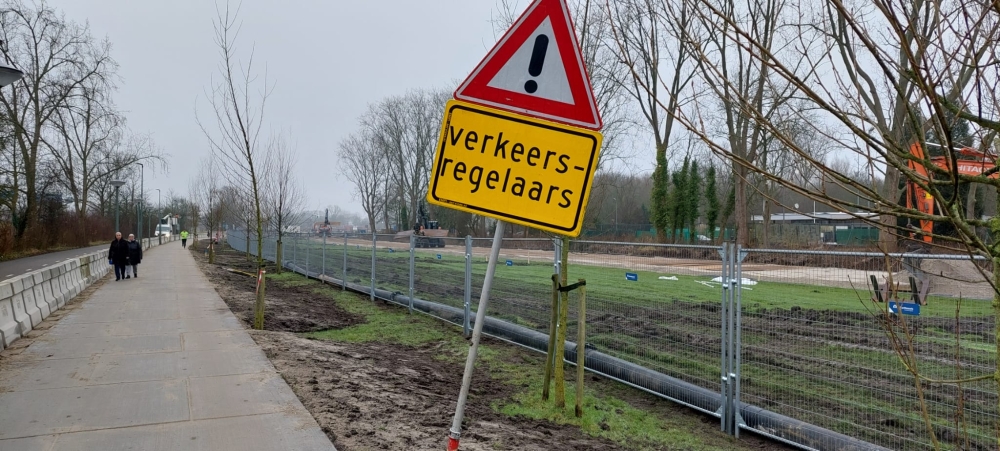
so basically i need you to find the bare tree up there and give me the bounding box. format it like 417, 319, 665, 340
191, 156, 224, 263
0, 0, 115, 243
338, 129, 386, 233
363, 90, 448, 231
655, 0, 1000, 444
607, 0, 698, 242
263, 134, 305, 273
197, 3, 272, 330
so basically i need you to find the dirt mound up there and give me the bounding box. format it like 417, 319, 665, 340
193, 248, 363, 332
901, 258, 995, 300
254, 332, 620, 451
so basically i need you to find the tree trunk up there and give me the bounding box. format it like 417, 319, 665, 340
879, 169, 900, 252
275, 240, 283, 273
966, 183, 978, 221
762, 198, 771, 248
734, 164, 750, 246
991, 189, 1000, 446
18, 159, 38, 242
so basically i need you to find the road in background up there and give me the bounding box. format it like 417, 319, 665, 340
0, 244, 108, 283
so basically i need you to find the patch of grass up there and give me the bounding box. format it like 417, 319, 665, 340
480, 343, 738, 451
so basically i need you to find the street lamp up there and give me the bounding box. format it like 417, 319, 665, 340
0, 62, 24, 87
110, 180, 125, 232
156, 188, 162, 244
138, 163, 143, 244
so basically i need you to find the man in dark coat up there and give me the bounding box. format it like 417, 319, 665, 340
126, 234, 143, 278
109, 232, 129, 281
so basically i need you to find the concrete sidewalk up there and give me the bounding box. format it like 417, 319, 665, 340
0, 242, 336, 450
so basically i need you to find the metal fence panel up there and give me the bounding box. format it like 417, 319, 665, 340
567, 240, 726, 409
481, 238, 556, 335
740, 248, 997, 450
225, 227, 999, 450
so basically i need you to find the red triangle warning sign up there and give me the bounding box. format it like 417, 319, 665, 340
454, 0, 602, 130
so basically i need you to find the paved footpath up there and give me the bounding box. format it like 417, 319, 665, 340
0, 242, 336, 451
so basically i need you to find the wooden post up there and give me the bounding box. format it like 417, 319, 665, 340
543, 273, 559, 400
554, 236, 570, 407
575, 278, 586, 418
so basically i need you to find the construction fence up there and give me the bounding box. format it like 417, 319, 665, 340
228, 230, 998, 451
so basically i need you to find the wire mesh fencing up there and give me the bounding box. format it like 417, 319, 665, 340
566, 240, 727, 412
224, 229, 1000, 450
741, 249, 998, 450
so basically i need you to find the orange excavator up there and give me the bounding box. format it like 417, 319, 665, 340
904, 142, 998, 243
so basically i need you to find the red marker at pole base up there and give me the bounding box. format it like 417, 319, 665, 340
447, 436, 460, 451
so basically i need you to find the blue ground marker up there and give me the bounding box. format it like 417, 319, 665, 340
436, 254, 442, 260
889, 301, 920, 316
626, 272, 638, 281
506, 260, 513, 266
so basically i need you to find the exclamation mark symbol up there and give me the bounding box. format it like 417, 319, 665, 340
523, 34, 549, 94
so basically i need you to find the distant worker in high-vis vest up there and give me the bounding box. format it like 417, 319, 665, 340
180, 230, 189, 249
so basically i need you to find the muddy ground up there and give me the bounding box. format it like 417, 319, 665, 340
192, 245, 790, 451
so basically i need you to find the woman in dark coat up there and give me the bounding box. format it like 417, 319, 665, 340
109, 232, 129, 281
127, 234, 142, 278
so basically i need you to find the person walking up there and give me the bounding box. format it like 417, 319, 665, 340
109, 232, 129, 281
181, 230, 189, 249
127, 234, 143, 278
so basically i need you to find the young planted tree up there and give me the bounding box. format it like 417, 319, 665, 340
196, 174, 225, 265
263, 135, 305, 273
198, 4, 272, 330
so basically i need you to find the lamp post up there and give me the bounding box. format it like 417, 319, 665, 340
110, 180, 125, 232
156, 188, 162, 244
138, 163, 143, 244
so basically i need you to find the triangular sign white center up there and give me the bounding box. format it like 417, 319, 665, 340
486, 18, 573, 105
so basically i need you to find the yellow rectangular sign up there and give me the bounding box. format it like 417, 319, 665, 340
427, 100, 602, 236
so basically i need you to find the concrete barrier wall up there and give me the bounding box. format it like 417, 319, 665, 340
0, 235, 178, 349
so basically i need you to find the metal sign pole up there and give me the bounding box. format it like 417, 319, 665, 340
463, 235, 472, 338
342, 233, 348, 291
447, 220, 505, 451
409, 234, 416, 314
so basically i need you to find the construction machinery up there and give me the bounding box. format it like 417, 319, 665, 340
414, 203, 447, 248
314, 209, 340, 236
903, 142, 997, 243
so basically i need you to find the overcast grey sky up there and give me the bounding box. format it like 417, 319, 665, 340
47, 0, 506, 216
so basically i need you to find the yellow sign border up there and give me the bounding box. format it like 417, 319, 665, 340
427, 100, 602, 236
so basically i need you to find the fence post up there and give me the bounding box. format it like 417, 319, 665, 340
306, 236, 310, 276
322, 232, 327, 278
464, 235, 472, 338
726, 244, 737, 436
293, 234, 297, 267
734, 245, 746, 436
409, 234, 415, 314
343, 233, 348, 291
718, 243, 731, 434
370, 233, 376, 301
